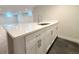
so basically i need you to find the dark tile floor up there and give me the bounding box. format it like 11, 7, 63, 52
48, 37, 79, 54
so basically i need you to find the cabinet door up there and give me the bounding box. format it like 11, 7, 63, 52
51, 26, 57, 43
46, 30, 51, 48
41, 27, 57, 53
40, 30, 51, 53
37, 36, 45, 54
26, 37, 38, 54
54, 26, 58, 39
26, 35, 44, 54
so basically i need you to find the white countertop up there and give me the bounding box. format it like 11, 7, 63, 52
3, 20, 58, 38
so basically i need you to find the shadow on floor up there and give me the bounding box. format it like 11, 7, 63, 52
48, 37, 79, 54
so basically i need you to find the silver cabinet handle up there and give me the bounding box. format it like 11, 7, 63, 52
56, 26, 58, 30
38, 39, 41, 48
51, 31, 53, 35
36, 34, 40, 37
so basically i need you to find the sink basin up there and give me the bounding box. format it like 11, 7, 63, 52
38, 23, 50, 25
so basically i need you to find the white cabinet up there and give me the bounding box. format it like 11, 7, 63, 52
25, 25, 58, 54
8, 23, 58, 54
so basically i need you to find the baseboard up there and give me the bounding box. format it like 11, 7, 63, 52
58, 35, 79, 44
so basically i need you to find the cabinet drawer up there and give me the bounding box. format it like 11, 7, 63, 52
25, 29, 45, 42
43, 24, 57, 31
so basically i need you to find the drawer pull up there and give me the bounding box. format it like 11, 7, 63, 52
51, 31, 53, 35
38, 39, 41, 48
36, 34, 40, 37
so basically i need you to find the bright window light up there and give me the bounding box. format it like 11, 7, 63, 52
28, 10, 32, 16
4, 12, 13, 17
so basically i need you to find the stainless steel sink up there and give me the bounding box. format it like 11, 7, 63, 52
38, 23, 50, 25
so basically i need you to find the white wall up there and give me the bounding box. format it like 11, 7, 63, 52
33, 5, 79, 42
33, 6, 61, 22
